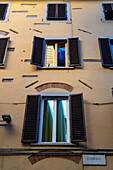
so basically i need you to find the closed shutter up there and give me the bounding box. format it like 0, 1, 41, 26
0, 37, 9, 66
58, 4, 66, 20
0, 4, 8, 20
98, 38, 113, 67
68, 38, 81, 66
69, 93, 86, 142
21, 95, 40, 143
31, 36, 45, 66
47, 4, 56, 20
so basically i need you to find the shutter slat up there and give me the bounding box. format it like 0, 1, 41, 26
98, 38, 113, 67
68, 38, 81, 67
31, 36, 44, 66
0, 37, 9, 66
70, 93, 86, 142
21, 95, 40, 143
58, 4, 66, 20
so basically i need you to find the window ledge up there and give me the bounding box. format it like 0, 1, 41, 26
30, 143, 78, 146
37, 66, 75, 70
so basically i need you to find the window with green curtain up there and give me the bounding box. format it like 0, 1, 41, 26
42, 99, 67, 142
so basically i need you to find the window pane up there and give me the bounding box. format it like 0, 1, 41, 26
57, 44, 65, 66
47, 4, 56, 19
57, 100, 67, 142
58, 4, 66, 19
46, 45, 55, 67
42, 100, 53, 142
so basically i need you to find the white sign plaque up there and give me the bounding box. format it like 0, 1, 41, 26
83, 155, 106, 165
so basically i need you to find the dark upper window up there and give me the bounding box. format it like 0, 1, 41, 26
31, 36, 81, 68
0, 3, 11, 22
98, 38, 113, 67
21, 93, 86, 144
44, 3, 70, 22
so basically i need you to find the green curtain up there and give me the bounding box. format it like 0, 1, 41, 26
57, 100, 67, 142
42, 100, 53, 142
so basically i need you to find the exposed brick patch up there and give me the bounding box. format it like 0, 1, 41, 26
35, 82, 74, 92
28, 150, 81, 165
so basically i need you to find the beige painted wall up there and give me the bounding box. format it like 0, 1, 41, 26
0, 0, 113, 169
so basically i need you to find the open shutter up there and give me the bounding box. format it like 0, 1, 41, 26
0, 4, 8, 20
98, 38, 113, 67
21, 95, 40, 143
58, 4, 66, 20
31, 36, 44, 66
70, 93, 86, 142
68, 38, 81, 67
47, 4, 56, 20
0, 37, 9, 66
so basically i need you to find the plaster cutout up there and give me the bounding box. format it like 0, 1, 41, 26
2, 78, 13, 82
0, 30, 9, 36
25, 80, 38, 88
7, 48, 15, 51
9, 29, 18, 34
78, 29, 92, 34
12, 11, 28, 13
22, 75, 38, 78
33, 29, 42, 33
83, 59, 101, 62
35, 82, 74, 92
26, 15, 37, 18
21, 4, 37, 6
78, 80, 93, 89
34, 23, 50, 26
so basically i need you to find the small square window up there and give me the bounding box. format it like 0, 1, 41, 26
0, 3, 11, 22
44, 2, 70, 22
31, 37, 81, 69
100, 2, 113, 22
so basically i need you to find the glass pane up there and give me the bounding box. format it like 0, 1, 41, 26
42, 100, 54, 142
57, 44, 65, 66
46, 45, 55, 67
57, 100, 67, 142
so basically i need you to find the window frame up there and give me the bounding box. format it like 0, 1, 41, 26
31, 36, 81, 69
0, 2, 11, 22
44, 2, 70, 22
100, 2, 113, 22
37, 93, 71, 144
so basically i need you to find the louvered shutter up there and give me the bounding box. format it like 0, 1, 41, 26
47, 4, 56, 20
69, 93, 86, 142
68, 38, 81, 66
21, 95, 40, 143
31, 36, 45, 66
58, 4, 66, 20
0, 4, 8, 20
0, 37, 9, 66
98, 38, 113, 67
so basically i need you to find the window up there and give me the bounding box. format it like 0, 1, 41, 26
100, 2, 113, 22
44, 2, 70, 22
0, 37, 9, 66
98, 38, 113, 67
21, 93, 86, 144
31, 37, 81, 68
0, 3, 11, 22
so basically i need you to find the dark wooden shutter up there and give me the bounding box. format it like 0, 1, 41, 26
31, 36, 44, 66
98, 38, 113, 67
0, 4, 8, 20
47, 4, 56, 20
69, 93, 86, 142
21, 95, 40, 143
0, 37, 9, 66
58, 4, 66, 20
68, 38, 81, 66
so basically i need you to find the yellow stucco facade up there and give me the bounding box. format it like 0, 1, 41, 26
0, 0, 113, 169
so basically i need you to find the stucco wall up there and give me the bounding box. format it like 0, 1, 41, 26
0, 0, 113, 169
